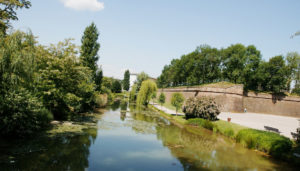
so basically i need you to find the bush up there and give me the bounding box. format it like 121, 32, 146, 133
93, 93, 108, 108
0, 89, 53, 137
236, 129, 292, 158
183, 96, 220, 121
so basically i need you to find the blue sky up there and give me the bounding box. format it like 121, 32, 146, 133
12, 0, 300, 79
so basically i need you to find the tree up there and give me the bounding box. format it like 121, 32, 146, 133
129, 83, 138, 102
95, 69, 103, 91
158, 93, 166, 109
80, 22, 100, 80
171, 93, 184, 115
112, 80, 122, 93
123, 70, 130, 91
37, 39, 95, 119
151, 91, 157, 105
0, 31, 52, 136
136, 80, 157, 106
0, 0, 31, 34
136, 72, 149, 91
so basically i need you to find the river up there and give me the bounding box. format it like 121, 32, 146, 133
0, 102, 296, 170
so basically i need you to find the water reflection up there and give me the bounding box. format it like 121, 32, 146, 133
0, 122, 98, 171
0, 105, 296, 171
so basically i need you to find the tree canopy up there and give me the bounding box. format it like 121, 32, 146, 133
136, 80, 157, 106
80, 22, 100, 79
157, 44, 294, 94
0, 0, 31, 34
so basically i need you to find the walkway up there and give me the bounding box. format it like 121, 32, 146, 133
219, 112, 299, 139
153, 104, 299, 139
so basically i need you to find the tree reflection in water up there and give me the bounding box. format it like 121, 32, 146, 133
0, 123, 98, 171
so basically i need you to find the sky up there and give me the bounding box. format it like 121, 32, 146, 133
12, 0, 300, 79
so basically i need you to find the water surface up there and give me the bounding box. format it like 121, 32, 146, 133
0, 103, 295, 170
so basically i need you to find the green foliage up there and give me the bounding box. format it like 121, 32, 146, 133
0, 0, 31, 34
183, 97, 220, 120
187, 118, 214, 130
170, 93, 184, 114
123, 70, 130, 91
0, 88, 53, 136
158, 93, 166, 106
136, 72, 149, 91
129, 83, 138, 102
136, 80, 157, 106
112, 80, 122, 93
36, 39, 95, 119
157, 44, 294, 94
93, 93, 108, 108
236, 129, 292, 158
292, 84, 300, 95
80, 22, 100, 79
95, 69, 103, 91
0, 31, 53, 137
256, 56, 289, 93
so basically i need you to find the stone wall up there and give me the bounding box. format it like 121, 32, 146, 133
158, 85, 300, 118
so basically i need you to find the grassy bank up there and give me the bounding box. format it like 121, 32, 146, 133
151, 105, 296, 161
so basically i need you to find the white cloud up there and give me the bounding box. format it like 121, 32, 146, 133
60, 0, 104, 11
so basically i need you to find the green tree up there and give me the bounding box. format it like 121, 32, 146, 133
0, 0, 31, 34
80, 22, 100, 79
95, 69, 103, 91
158, 93, 166, 109
129, 83, 138, 102
256, 56, 289, 93
286, 52, 300, 91
136, 80, 157, 106
37, 39, 95, 119
151, 91, 157, 105
123, 70, 130, 91
171, 93, 184, 115
0, 31, 52, 136
136, 72, 149, 91
112, 80, 122, 93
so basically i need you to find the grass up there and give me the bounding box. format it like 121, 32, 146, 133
185, 118, 293, 159
166, 81, 240, 89
236, 129, 292, 158
153, 103, 294, 159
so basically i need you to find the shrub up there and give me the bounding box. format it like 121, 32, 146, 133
236, 129, 292, 158
183, 96, 220, 121
0, 89, 53, 137
93, 93, 108, 108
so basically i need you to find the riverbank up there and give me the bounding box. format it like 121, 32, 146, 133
150, 104, 300, 165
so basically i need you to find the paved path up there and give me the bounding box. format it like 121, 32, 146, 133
153, 103, 184, 116
219, 112, 299, 139
153, 104, 299, 139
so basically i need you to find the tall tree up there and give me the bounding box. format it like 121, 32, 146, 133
123, 70, 130, 91
80, 22, 100, 79
0, 0, 31, 34
95, 69, 103, 91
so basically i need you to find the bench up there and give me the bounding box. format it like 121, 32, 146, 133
264, 126, 280, 133
291, 132, 298, 139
